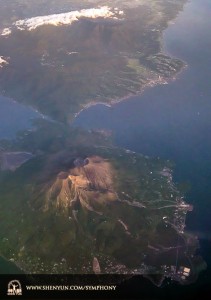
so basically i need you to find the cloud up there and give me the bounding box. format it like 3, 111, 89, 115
0, 56, 9, 68
1, 28, 12, 36
1, 6, 124, 35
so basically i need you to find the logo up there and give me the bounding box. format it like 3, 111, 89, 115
7, 280, 22, 296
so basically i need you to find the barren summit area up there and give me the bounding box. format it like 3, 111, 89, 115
32, 155, 116, 213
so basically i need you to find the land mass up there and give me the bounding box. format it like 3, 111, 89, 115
0, 0, 187, 123
0, 120, 206, 285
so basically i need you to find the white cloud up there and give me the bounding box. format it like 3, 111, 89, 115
1, 6, 124, 36
1, 28, 12, 36
0, 56, 9, 68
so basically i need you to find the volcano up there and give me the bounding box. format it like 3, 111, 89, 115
31, 155, 117, 215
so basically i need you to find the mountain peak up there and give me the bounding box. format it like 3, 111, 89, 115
31, 156, 116, 214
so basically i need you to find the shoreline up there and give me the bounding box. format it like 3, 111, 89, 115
73, 3, 189, 120
73, 58, 188, 120
0, 94, 51, 122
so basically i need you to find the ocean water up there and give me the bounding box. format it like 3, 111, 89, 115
0, 257, 24, 274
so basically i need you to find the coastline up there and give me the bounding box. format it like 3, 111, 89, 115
0, 254, 25, 274
73, 3, 189, 120
0, 94, 51, 122
73, 57, 188, 120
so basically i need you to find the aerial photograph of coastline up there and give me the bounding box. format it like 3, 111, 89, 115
0, 0, 211, 299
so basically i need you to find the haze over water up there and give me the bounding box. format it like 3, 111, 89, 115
73, 0, 211, 274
